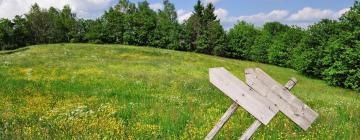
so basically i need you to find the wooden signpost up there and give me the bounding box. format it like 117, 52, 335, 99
205, 67, 318, 140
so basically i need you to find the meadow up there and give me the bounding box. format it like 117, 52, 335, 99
0, 44, 359, 139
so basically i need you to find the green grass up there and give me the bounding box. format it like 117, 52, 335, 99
0, 44, 359, 139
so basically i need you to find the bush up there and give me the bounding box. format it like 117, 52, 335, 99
268, 27, 304, 68
226, 21, 259, 59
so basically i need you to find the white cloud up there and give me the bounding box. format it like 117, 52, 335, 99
177, 9, 192, 23
336, 8, 350, 18
204, 0, 222, 4
0, 0, 115, 19
238, 10, 289, 23
284, 7, 351, 28
216, 7, 350, 29
288, 7, 334, 21
217, 9, 289, 27
214, 8, 228, 20
149, 3, 163, 11
288, 7, 350, 22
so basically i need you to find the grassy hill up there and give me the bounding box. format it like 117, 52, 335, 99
0, 44, 359, 139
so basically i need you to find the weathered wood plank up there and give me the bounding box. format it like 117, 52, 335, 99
205, 102, 239, 140
239, 77, 298, 140
209, 67, 277, 125
246, 68, 318, 130
254, 68, 319, 127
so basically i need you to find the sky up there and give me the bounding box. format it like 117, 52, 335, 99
0, 0, 355, 29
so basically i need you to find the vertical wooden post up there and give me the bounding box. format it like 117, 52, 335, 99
285, 78, 297, 90
238, 78, 298, 140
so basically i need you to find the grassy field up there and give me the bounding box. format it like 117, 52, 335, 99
0, 44, 359, 139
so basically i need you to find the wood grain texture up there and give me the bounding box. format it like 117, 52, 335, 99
245, 68, 318, 130
209, 67, 277, 125
239, 77, 298, 140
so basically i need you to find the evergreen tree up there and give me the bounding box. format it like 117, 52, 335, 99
182, 1, 225, 54
182, 0, 204, 51
151, 0, 180, 49
203, 3, 216, 24
209, 20, 226, 56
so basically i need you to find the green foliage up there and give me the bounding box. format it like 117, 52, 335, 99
12, 16, 31, 47
268, 26, 304, 68
263, 21, 290, 36
226, 21, 259, 59
208, 21, 227, 56
250, 22, 289, 63
181, 1, 204, 52
60, 5, 77, 42
320, 3, 360, 91
181, 1, 226, 55
122, 1, 138, 45
85, 19, 104, 44
194, 3, 225, 54
102, 7, 124, 43
250, 32, 272, 63
0, 19, 14, 50
293, 19, 340, 78
22, 4, 77, 44
26, 4, 52, 44
151, 0, 180, 49
70, 19, 89, 43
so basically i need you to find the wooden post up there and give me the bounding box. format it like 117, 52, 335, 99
205, 76, 297, 140
238, 78, 298, 140
239, 120, 262, 140
205, 102, 239, 140
285, 78, 297, 90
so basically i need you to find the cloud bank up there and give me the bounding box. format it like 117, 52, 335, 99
204, 0, 222, 4
0, 0, 116, 19
215, 7, 350, 30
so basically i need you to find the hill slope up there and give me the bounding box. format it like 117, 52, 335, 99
0, 44, 359, 139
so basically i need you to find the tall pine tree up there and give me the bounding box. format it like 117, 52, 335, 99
151, 0, 180, 49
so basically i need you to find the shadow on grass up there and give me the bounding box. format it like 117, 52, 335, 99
0, 47, 29, 55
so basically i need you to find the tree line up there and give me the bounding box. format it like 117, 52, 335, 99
0, 0, 359, 92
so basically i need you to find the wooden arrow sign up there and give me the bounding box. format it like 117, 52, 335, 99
245, 68, 318, 130
209, 67, 277, 124
206, 67, 319, 140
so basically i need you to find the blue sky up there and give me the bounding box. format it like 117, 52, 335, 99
0, 0, 355, 29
